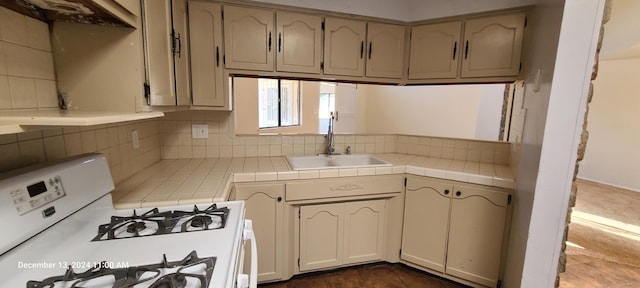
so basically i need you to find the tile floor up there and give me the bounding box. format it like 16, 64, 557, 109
259, 263, 467, 288
560, 179, 640, 287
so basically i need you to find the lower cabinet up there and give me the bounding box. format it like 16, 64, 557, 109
234, 183, 284, 282
401, 176, 511, 287
299, 199, 386, 271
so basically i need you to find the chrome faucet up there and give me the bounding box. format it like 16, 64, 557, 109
325, 112, 336, 155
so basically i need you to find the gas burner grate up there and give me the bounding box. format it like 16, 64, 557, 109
92, 204, 229, 241
26, 251, 215, 288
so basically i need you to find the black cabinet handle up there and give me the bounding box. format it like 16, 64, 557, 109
277, 196, 282, 202
368, 41, 372, 59
278, 32, 282, 52
268, 32, 272, 51
453, 41, 457, 60
216, 46, 219, 67
360, 41, 364, 59
444, 189, 450, 195
456, 191, 462, 197
464, 40, 469, 59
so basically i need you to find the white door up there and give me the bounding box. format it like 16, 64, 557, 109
323, 17, 367, 77
409, 21, 462, 79
343, 200, 386, 264
365, 22, 405, 78
299, 203, 344, 271
223, 6, 274, 71
143, 0, 176, 106
276, 11, 323, 74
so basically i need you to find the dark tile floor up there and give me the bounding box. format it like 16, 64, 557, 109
259, 263, 468, 288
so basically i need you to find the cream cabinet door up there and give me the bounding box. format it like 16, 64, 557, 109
235, 183, 284, 282
343, 200, 385, 264
223, 6, 274, 71
365, 22, 405, 79
401, 176, 452, 273
189, 1, 225, 107
299, 203, 344, 271
142, 0, 176, 106
445, 184, 510, 287
409, 21, 462, 79
172, 0, 190, 106
323, 17, 366, 77
276, 11, 322, 74
461, 12, 525, 78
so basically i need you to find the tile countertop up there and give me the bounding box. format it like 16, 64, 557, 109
111, 154, 515, 209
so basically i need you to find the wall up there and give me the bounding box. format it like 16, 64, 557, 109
159, 110, 511, 164
0, 119, 162, 184
598, 0, 640, 60
578, 58, 640, 192
502, 0, 566, 286
234, 78, 320, 134
361, 84, 504, 140
0, 7, 58, 110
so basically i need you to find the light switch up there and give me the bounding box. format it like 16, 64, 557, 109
192, 124, 208, 139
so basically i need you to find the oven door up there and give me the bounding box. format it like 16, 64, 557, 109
235, 219, 258, 288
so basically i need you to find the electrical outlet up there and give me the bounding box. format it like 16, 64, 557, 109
192, 124, 208, 139
131, 130, 139, 149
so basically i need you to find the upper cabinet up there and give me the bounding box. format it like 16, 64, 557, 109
324, 18, 405, 79
461, 12, 526, 78
408, 21, 462, 79
223, 6, 275, 71
142, 0, 190, 106
188, 1, 228, 109
276, 11, 323, 74
323, 17, 367, 77
365, 22, 406, 79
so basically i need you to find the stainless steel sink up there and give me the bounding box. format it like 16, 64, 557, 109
286, 154, 391, 170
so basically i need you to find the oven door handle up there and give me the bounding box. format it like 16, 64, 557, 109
241, 219, 258, 288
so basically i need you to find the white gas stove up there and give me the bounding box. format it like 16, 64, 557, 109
0, 153, 257, 288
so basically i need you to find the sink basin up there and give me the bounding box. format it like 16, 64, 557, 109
286, 154, 391, 170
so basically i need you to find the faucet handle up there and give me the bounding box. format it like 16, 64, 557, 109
346, 146, 351, 155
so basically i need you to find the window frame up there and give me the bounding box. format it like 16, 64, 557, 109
258, 79, 301, 129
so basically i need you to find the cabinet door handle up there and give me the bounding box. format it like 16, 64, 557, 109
268, 32, 272, 51
360, 41, 364, 59
452, 41, 457, 60
368, 41, 372, 59
216, 46, 220, 67
456, 191, 462, 197
278, 32, 282, 52
277, 196, 282, 202
464, 40, 469, 59
444, 189, 450, 195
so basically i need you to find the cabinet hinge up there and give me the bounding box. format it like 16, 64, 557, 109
399, 249, 402, 257
321, 20, 325, 31
221, 10, 224, 20
320, 61, 324, 70
524, 17, 528, 28
143, 82, 150, 105
404, 177, 407, 187
508, 194, 512, 205
223, 54, 226, 65
298, 209, 300, 219
297, 258, 300, 268
497, 279, 502, 288
519, 62, 522, 71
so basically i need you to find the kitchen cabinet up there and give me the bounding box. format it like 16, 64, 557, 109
323, 17, 367, 77
142, 0, 190, 106
401, 176, 511, 287
234, 183, 284, 282
408, 21, 462, 79
365, 22, 406, 78
299, 199, 385, 271
223, 5, 275, 71
276, 11, 323, 74
188, 1, 228, 108
461, 12, 525, 78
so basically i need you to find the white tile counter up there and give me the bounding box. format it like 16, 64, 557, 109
111, 153, 515, 209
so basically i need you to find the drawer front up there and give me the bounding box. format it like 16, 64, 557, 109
286, 175, 403, 201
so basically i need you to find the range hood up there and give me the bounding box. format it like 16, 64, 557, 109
1, 0, 138, 27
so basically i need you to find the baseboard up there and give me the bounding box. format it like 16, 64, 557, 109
576, 177, 640, 193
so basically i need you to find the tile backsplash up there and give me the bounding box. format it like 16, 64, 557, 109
0, 6, 58, 110
160, 111, 511, 165
0, 119, 162, 184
